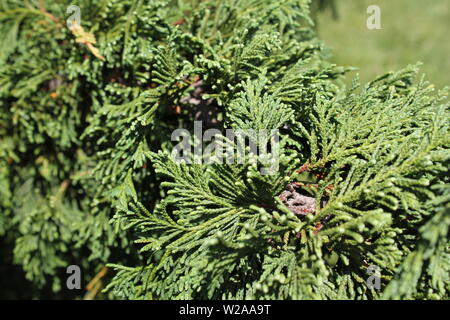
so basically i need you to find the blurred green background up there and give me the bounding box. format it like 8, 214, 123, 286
316, 0, 450, 89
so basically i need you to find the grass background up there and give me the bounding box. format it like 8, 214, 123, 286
316, 0, 450, 89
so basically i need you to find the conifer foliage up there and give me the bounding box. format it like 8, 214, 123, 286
0, 0, 449, 299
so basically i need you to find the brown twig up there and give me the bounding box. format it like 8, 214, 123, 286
83, 266, 109, 300
38, 0, 61, 24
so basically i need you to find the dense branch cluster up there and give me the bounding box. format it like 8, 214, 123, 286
0, 0, 448, 299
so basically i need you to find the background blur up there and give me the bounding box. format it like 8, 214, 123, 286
316, 0, 450, 89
